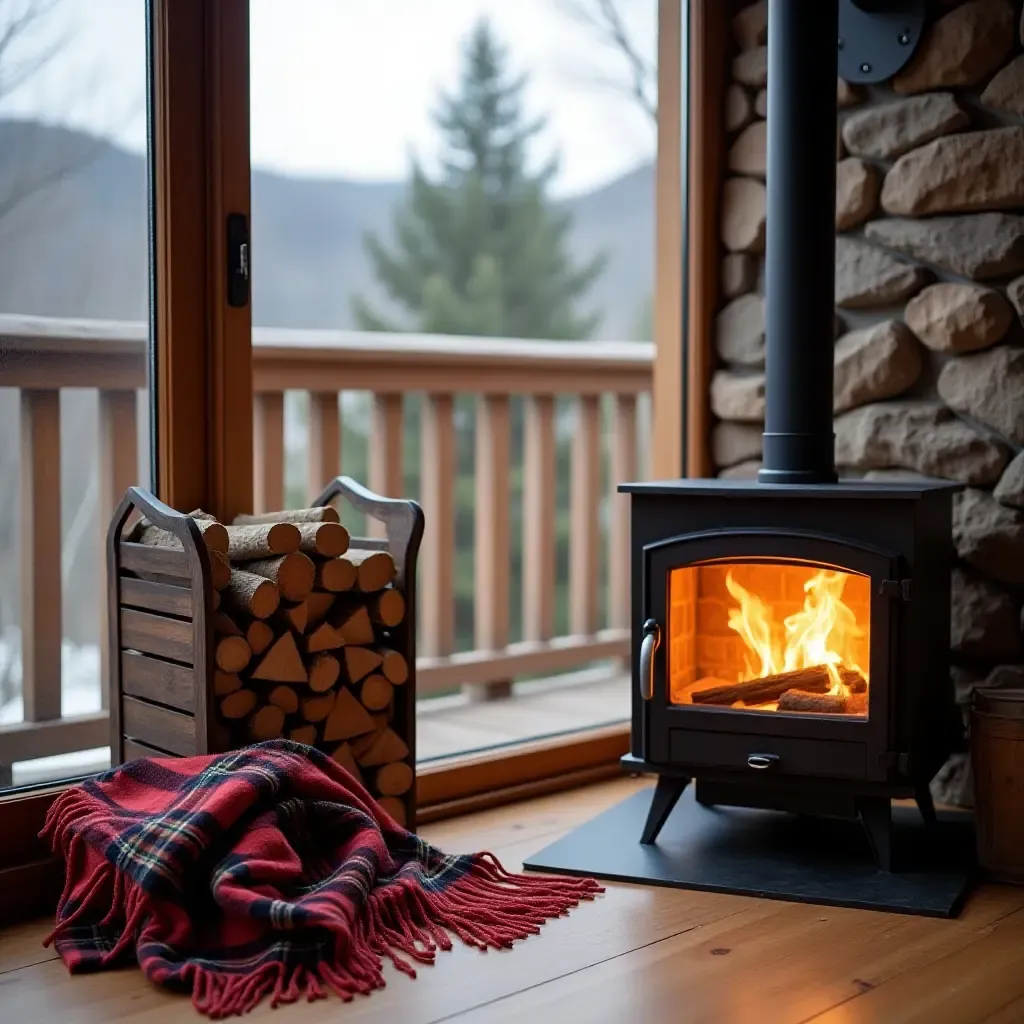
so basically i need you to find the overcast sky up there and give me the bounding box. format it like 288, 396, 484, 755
0, 0, 657, 197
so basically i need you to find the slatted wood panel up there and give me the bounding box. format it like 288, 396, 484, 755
119, 542, 191, 579
121, 696, 195, 756
123, 737, 181, 761
308, 391, 340, 498
120, 650, 196, 713
98, 389, 139, 711
119, 578, 193, 618
570, 395, 601, 636
474, 395, 510, 653
419, 393, 455, 657
523, 395, 556, 642
254, 391, 285, 513
609, 394, 637, 630
120, 608, 194, 664
20, 389, 62, 722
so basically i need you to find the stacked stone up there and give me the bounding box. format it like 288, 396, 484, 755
715, 0, 1024, 805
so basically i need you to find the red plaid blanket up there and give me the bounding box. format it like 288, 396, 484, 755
41, 740, 602, 1018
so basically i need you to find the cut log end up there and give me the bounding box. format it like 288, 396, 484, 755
376, 761, 413, 797
309, 653, 341, 693
249, 704, 286, 741
379, 649, 409, 685
289, 724, 317, 746
346, 549, 397, 592
268, 684, 300, 715
219, 688, 257, 720
215, 635, 251, 674
252, 632, 307, 684
373, 588, 406, 627
243, 552, 316, 602
360, 674, 393, 712
377, 796, 408, 829
298, 521, 350, 558
317, 557, 358, 593
226, 522, 301, 560
246, 619, 275, 657
224, 568, 281, 620
302, 691, 337, 723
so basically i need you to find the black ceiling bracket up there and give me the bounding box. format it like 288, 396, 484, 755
837, 0, 927, 85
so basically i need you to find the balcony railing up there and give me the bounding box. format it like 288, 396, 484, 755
0, 313, 653, 781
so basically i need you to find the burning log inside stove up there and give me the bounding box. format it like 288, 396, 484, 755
690, 664, 866, 707
777, 690, 848, 714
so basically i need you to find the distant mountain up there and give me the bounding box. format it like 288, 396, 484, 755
0, 120, 653, 339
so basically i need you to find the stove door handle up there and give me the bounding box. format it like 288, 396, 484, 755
747, 754, 780, 770
639, 619, 661, 701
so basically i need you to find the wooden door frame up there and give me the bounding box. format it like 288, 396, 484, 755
0, 0, 253, 925
652, 0, 724, 481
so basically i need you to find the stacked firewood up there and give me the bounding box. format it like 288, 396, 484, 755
135, 504, 412, 826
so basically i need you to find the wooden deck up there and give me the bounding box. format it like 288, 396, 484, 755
417, 667, 629, 762
3, 776, 1023, 1023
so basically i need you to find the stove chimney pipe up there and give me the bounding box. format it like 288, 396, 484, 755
758, 0, 839, 486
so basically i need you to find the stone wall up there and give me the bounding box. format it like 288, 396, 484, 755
715, 0, 1024, 805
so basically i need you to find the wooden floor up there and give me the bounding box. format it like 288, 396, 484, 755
3, 776, 1024, 1023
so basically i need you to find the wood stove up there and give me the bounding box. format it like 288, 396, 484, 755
620, 0, 960, 870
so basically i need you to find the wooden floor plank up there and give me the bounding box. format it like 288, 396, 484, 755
446, 887, 1024, 1024
2, 776, 1022, 1024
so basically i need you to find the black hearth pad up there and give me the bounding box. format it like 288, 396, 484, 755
524, 787, 974, 918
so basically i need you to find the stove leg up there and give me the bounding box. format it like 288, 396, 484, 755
915, 783, 938, 827
858, 797, 893, 872
640, 775, 690, 845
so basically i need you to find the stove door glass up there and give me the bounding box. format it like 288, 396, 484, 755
668, 559, 870, 718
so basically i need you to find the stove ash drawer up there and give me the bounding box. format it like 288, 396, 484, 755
668, 730, 867, 780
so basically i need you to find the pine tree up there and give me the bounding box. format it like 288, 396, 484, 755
352, 19, 606, 339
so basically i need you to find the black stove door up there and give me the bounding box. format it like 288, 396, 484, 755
639, 528, 902, 784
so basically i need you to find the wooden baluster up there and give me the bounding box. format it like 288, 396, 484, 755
368, 393, 403, 538
609, 393, 637, 631
308, 391, 340, 498
472, 394, 511, 699
21, 390, 62, 724
253, 392, 284, 513
420, 394, 455, 658
523, 394, 556, 642
98, 390, 139, 709
570, 394, 601, 637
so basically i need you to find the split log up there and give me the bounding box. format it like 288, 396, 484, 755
358, 728, 409, 768
333, 604, 374, 645
377, 796, 407, 829
248, 704, 286, 741
352, 719, 387, 761
214, 671, 242, 696
846, 692, 869, 716
215, 635, 251, 673
305, 591, 335, 628
138, 514, 229, 555
242, 553, 315, 602
301, 691, 336, 723
316, 557, 357, 593
378, 649, 409, 686
245, 619, 275, 657
225, 522, 301, 560
778, 690, 849, 714
268, 685, 300, 715
323, 688, 375, 742
188, 509, 217, 521
251, 631, 307, 684
346, 549, 396, 592
690, 665, 832, 706
297, 522, 350, 558
283, 601, 309, 635
344, 646, 383, 684
233, 506, 340, 526
369, 588, 405, 628
330, 743, 363, 785
220, 688, 257, 720
306, 621, 343, 654
360, 674, 393, 712
213, 612, 242, 637
289, 724, 317, 745
210, 551, 232, 591
376, 761, 413, 797
308, 653, 341, 693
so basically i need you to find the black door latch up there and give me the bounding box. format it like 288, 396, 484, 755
226, 213, 250, 308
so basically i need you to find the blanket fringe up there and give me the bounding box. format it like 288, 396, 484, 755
41, 785, 603, 1018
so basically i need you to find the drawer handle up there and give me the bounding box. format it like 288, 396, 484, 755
747, 753, 780, 770
639, 619, 661, 701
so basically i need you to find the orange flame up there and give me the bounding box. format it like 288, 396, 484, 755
725, 569, 867, 694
